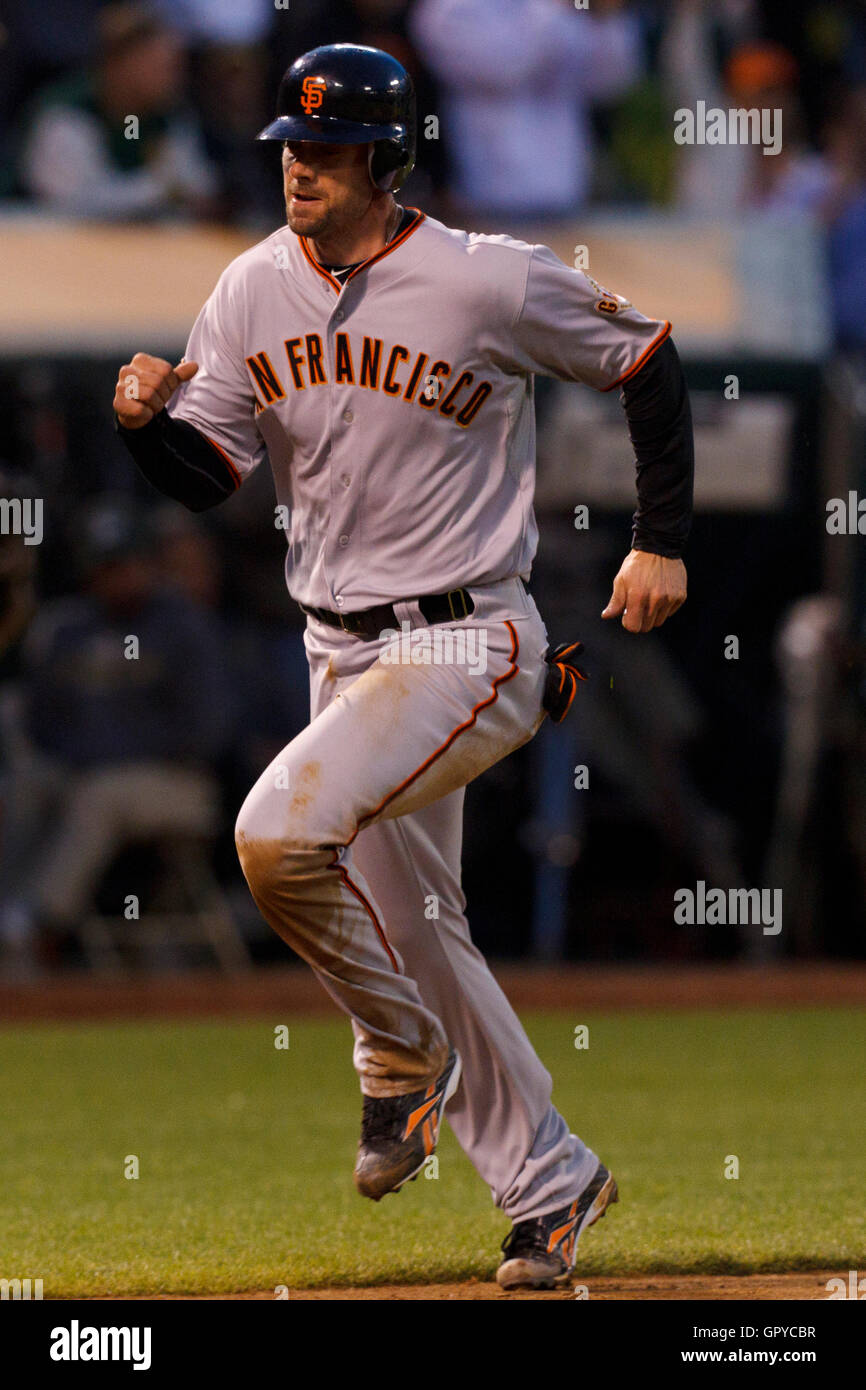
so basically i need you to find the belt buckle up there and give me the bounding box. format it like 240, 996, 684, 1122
340, 609, 370, 637
447, 588, 470, 621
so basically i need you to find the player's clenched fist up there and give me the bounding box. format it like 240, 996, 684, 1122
602, 549, 687, 633
113, 352, 199, 429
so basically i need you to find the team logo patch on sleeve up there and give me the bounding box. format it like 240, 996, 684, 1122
583, 271, 631, 315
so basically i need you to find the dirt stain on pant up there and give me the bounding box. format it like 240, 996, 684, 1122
286, 760, 322, 822
234, 831, 446, 1092
235, 833, 351, 969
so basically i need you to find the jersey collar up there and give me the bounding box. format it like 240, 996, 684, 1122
300, 207, 426, 293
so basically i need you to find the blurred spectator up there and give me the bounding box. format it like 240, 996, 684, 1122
149, 0, 280, 226
728, 43, 831, 214
762, 594, 843, 956
210, 470, 311, 786
0, 0, 106, 171
409, 0, 642, 219
585, 0, 750, 207
667, 27, 831, 216
0, 496, 231, 969
151, 504, 223, 610
18, 2, 218, 221
152, 0, 275, 46
187, 41, 278, 227
823, 85, 866, 353
658, 0, 758, 118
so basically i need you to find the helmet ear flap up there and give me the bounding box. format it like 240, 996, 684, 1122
369, 137, 414, 192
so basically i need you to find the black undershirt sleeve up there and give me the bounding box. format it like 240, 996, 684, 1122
115, 411, 240, 513
619, 336, 694, 559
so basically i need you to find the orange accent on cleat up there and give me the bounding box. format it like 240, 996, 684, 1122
403, 1092, 442, 1140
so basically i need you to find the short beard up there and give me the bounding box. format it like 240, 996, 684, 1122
285, 204, 330, 239
285, 186, 373, 245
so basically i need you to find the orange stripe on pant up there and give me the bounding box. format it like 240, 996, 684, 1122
332, 621, 521, 975
329, 852, 402, 974
347, 620, 521, 847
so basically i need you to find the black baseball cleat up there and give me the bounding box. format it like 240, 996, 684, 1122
496, 1160, 618, 1290
353, 1048, 462, 1201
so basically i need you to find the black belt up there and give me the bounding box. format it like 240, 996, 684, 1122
301, 587, 475, 639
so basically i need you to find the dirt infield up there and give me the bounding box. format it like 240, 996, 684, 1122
2, 961, 865, 1022
91, 1272, 837, 1301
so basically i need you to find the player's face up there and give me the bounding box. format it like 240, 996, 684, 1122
282, 142, 373, 239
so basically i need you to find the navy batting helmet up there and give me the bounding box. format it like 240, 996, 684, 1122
257, 44, 416, 193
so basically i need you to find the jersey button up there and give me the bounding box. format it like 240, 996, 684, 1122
335, 309, 345, 322
343, 409, 353, 423
341, 474, 351, 488
338, 534, 350, 547
335, 596, 344, 606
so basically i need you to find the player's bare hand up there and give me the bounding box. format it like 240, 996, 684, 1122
113, 353, 199, 429
601, 549, 687, 633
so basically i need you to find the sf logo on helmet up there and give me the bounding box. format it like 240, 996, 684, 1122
301, 75, 327, 114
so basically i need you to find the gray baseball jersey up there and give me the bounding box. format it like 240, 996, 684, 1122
208, 209, 670, 1222
168, 209, 670, 609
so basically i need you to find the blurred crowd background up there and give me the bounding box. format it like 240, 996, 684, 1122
1, 0, 865, 976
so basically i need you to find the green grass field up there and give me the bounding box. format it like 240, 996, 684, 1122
1, 1009, 864, 1296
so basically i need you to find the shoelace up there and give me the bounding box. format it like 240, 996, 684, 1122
501, 1218, 554, 1259
359, 1093, 408, 1144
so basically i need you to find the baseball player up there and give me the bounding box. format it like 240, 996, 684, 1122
113, 44, 693, 1290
